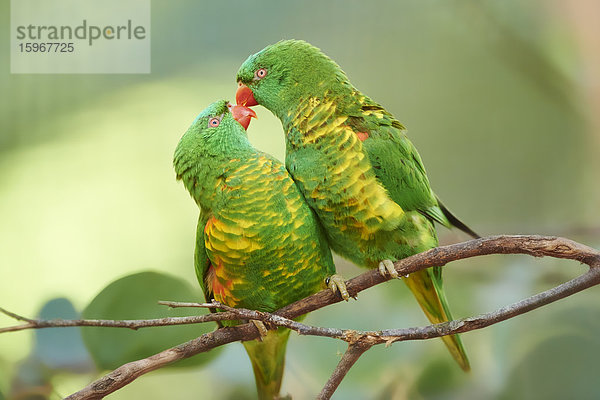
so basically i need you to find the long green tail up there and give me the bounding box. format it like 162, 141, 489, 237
403, 268, 470, 371
242, 327, 291, 400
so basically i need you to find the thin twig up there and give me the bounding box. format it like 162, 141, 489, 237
0, 307, 35, 323
0, 311, 241, 334
158, 301, 212, 308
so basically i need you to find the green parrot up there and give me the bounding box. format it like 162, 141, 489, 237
235, 40, 479, 371
174, 100, 347, 400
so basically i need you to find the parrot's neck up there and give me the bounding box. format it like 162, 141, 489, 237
281, 83, 356, 149
277, 73, 354, 120
175, 141, 255, 212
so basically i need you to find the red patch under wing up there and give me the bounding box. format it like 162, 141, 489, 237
356, 131, 369, 141
207, 260, 232, 304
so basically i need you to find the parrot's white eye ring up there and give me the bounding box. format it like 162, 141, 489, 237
208, 117, 220, 128
254, 68, 267, 80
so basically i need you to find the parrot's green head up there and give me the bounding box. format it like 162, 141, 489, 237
174, 100, 256, 188
175, 99, 256, 158
236, 40, 349, 119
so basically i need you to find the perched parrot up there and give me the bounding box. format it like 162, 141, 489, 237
174, 99, 347, 400
235, 40, 479, 371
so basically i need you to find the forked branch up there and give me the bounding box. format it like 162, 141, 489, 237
2, 235, 598, 400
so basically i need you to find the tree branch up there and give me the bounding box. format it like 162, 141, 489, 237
317, 342, 373, 400
5, 235, 596, 400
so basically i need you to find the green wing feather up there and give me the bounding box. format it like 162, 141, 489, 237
350, 100, 478, 237
350, 107, 438, 214
194, 212, 213, 304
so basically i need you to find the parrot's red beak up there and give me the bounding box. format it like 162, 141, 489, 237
236, 83, 258, 107
228, 103, 257, 131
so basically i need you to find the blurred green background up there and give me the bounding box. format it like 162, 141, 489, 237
1, 0, 599, 399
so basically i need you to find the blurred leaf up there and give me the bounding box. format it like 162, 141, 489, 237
8, 298, 93, 400
33, 298, 94, 372
81, 271, 221, 370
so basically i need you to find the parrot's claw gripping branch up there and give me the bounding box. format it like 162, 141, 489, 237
251, 320, 269, 338
378, 259, 399, 279
326, 274, 350, 301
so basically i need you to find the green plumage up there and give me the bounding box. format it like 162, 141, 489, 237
237, 40, 478, 371
174, 100, 337, 399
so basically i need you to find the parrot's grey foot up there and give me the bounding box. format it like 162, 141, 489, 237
378, 259, 398, 279
251, 320, 268, 338
326, 274, 350, 301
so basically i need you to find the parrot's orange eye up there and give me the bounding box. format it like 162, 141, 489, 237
208, 117, 220, 128
254, 68, 267, 80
